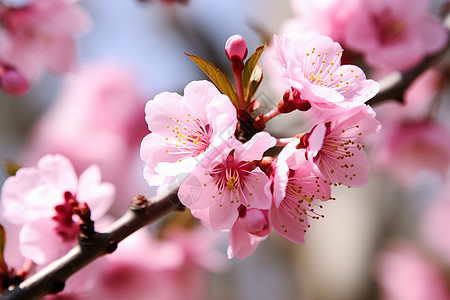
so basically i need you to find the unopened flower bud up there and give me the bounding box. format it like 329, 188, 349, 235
238, 206, 270, 237
1, 69, 29, 96
259, 156, 274, 176
225, 34, 248, 63
278, 87, 311, 113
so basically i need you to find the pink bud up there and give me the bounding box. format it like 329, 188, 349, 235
225, 34, 248, 63
279, 87, 311, 113
238, 207, 270, 237
1, 69, 29, 96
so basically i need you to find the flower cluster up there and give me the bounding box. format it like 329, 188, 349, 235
0, 154, 115, 267
141, 34, 381, 259
280, 0, 448, 72
0, 0, 90, 95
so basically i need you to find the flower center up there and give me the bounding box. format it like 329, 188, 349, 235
372, 10, 406, 45
52, 191, 79, 242
210, 154, 252, 192
166, 116, 213, 158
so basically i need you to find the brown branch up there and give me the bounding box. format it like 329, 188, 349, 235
0, 186, 182, 300
367, 31, 450, 106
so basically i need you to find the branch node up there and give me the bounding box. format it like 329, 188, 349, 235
105, 239, 117, 254
129, 195, 149, 211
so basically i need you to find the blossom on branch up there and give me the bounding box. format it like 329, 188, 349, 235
0, 0, 90, 80
298, 106, 381, 187
273, 34, 379, 120
0, 154, 115, 266
344, 0, 448, 71
141, 80, 237, 186
268, 143, 331, 243
178, 132, 275, 232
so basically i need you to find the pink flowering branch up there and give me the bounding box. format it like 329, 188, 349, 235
0, 188, 182, 300
367, 32, 450, 106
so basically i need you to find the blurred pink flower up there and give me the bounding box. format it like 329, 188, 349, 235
141, 80, 237, 186
344, 0, 448, 71
0, 0, 90, 80
371, 68, 449, 187
375, 240, 450, 300
421, 183, 450, 266
300, 106, 380, 187
375, 69, 443, 122
178, 132, 275, 232
372, 120, 450, 187
273, 35, 379, 120
23, 62, 148, 215
286, 0, 360, 43
88, 227, 224, 300
0, 154, 115, 266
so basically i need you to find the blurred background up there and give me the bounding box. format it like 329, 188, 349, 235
0, 0, 449, 299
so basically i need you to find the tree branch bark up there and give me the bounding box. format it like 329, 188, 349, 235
0, 186, 182, 300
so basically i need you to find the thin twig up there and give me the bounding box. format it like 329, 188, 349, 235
0, 187, 182, 300
367, 31, 450, 106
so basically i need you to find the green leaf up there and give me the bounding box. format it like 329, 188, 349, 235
3, 159, 21, 177
0, 225, 7, 272
185, 53, 238, 107
247, 63, 263, 100
242, 44, 266, 101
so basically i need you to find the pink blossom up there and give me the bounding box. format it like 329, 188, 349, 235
0, 0, 90, 80
178, 132, 275, 231
141, 80, 237, 186
23, 62, 147, 215
299, 106, 380, 188
372, 120, 450, 187
344, 0, 448, 71
227, 207, 270, 259
371, 68, 449, 187
273, 34, 379, 118
375, 240, 450, 300
286, 0, 361, 43
0, 154, 115, 266
269, 144, 331, 243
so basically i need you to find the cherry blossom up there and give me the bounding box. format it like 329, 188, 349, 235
23, 62, 147, 215
372, 120, 450, 187
0, 0, 90, 80
375, 240, 450, 300
296, 106, 380, 187
273, 34, 379, 119
141, 80, 237, 186
344, 0, 448, 71
268, 143, 331, 243
0, 154, 115, 266
178, 132, 275, 232
286, 0, 360, 43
